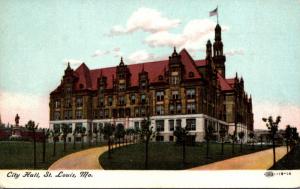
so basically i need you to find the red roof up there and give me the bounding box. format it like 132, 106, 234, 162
70, 49, 203, 91
51, 49, 234, 93
217, 73, 233, 91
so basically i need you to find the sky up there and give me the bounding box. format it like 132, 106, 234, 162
0, 0, 300, 130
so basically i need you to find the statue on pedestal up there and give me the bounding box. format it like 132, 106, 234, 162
15, 114, 20, 127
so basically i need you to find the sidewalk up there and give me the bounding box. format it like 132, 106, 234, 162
48, 146, 108, 170
189, 146, 287, 170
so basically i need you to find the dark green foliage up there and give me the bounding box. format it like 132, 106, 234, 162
25, 120, 38, 169
173, 125, 189, 164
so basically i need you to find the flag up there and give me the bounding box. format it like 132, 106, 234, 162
209, 7, 218, 17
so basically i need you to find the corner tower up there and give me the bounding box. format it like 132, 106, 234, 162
212, 24, 226, 77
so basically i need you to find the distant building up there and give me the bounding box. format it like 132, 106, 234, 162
49, 24, 253, 143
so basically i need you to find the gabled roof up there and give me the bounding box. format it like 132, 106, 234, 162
217, 72, 233, 91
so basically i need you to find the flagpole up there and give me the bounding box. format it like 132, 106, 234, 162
217, 5, 219, 24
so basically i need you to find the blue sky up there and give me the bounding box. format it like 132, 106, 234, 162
0, 0, 300, 129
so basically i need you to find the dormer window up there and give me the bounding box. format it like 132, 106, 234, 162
118, 96, 125, 105
119, 83, 126, 91
172, 91, 179, 100
76, 97, 83, 107
189, 72, 194, 78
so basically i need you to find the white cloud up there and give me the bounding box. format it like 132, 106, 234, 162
253, 101, 300, 131
127, 50, 155, 63
109, 7, 181, 35
63, 59, 84, 67
0, 91, 49, 128
144, 19, 229, 52
224, 49, 244, 56
91, 50, 110, 57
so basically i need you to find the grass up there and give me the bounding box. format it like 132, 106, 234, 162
269, 144, 300, 170
99, 142, 272, 170
0, 141, 105, 169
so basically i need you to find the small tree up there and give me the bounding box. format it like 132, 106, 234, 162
25, 120, 38, 169
115, 124, 125, 147
262, 116, 281, 165
103, 122, 115, 159
248, 132, 255, 150
174, 125, 189, 165
291, 127, 299, 150
51, 127, 61, 157
79, 127, 87, 149
88, 129, 93, 147
73, 126, 79, 150
219, 125, 227, 155
98, 123, 104, 143
238, 131, 245, 152
42, 129, 50, 163
204, 123, 214, 158
284, 125, 292, 153
61, 123, 70, 153
93, 125, 99, 145
139, 116, 155, 169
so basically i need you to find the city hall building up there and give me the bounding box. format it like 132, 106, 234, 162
49, 24, 253, 143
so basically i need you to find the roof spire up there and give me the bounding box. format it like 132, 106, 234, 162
119, 57, 124, 66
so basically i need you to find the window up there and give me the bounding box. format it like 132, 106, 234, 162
177, 104, 182, 114
171, 75, 179, 85
112, 109, 117, 117
99, 109, 104, 119
75, 123, 83, 130
54, 124, 60, 132
141, 94, 147, 104
99, 96, 104, 106
67, 123, 72, 133
93, 111, 98, 119
156, 135, 164, 142
108, 96, 113, 106
135, 107, 139, 117
119, 108, 125, 118
169, 104, 175, 114
131, 94, 136, 104
54, 111, 60, 120
105, 109, 109, 118
118, 96, 125, 105
186, 119, 196, 131
176, 119, 181, 128
169, 120, 174, 131
134, 122, 140, 130
156, 91, 164, 101
119, 83, 125, 91
172, 91, 179, 100
141, 107, 146, 117
156, 105, 164, 115
54, 99, 61, 109
125, 108, 131, 117
156, 120, 164, 132
76, 97, 83, 107
76, 110, 82, 119
64, 110, 72, 119
186, 88, 196, 99
64, 98, 72, 108
187, 103, 196, 114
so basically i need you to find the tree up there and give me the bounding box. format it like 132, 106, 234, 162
291, 127, 299, 150
262, 116, 281, 165
174, 125, 189, 165
51, 127, 61, 157
61, 123, 70, 153
139, 116, 155, 169
238, 131, 245, 152
73, 126, 79, 150
231, 131, 237, 154
103, 122, 115, 159
93, 125, 99, 145
204, 123, 214, 158
25, 120, 38, 169
78, 127, 87, 149
98, 123, 104, 143
284, 125, 292, 153
219, 125, 227, 155
42, 129, 50, 163
115, 124, 125, 147
248, 132, 255, 150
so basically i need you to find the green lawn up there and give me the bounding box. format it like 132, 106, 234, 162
99, 142, 272, 170
0, 141, 105, 169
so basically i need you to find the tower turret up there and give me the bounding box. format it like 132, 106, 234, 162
212, 24, 226, 77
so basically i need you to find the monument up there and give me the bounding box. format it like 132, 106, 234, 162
11, 114, 22, 138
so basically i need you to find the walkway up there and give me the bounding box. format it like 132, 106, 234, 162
48, 146, 108, 170
189, 146, 287, 170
